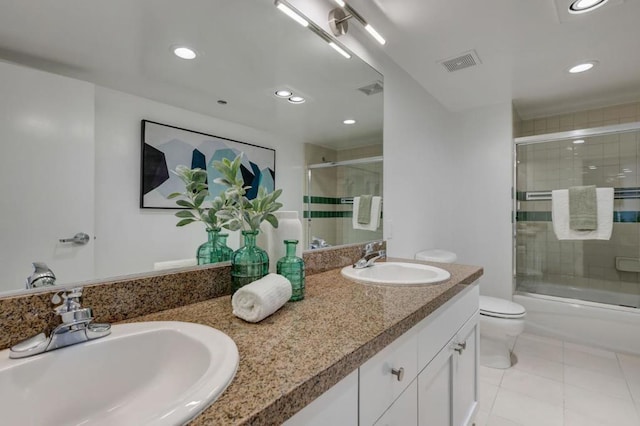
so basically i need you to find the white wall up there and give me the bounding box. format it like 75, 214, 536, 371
286, 0, 457, 260
443, 103, 514, 298
94, 87, 304, 279
287, 1, 514, 296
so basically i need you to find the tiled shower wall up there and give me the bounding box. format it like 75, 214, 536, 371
514, 102, 640, 306
517, 101, 640, 137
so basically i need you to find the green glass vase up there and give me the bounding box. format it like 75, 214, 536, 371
231, 230, 269, 292
214, 233, 233, 262
277, 239, 305, 301
197, 229, 221, 265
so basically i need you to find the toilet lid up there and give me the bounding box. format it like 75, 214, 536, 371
480, 296, 526, 319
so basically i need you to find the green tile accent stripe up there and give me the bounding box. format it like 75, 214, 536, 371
303, 211, 353, 219
303, 196, 343, 205
516, 211, 640, 223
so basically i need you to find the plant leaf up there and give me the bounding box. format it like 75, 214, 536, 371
176, 218, 196, 227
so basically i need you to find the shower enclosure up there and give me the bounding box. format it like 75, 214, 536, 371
514, 122, 640, 310
305, 156, 383, 249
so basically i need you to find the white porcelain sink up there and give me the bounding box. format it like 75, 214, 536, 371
0, 321, 239, 425
341, 262, 451, 286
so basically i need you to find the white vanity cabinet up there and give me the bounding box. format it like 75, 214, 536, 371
418, 313, 479, 426
286, 284, 479, 426
283, 369, 359, 426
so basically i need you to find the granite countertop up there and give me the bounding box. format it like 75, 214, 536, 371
125, 260, 483, 425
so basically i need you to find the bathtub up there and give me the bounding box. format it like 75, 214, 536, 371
514, 285, 640, 355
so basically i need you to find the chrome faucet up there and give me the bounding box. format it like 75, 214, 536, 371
9, 287, 111, 359
353, 241, 386, 269
26, 262, 56, 289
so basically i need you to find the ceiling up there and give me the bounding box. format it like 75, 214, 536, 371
0, 0, 383, 149
347, 0, 640, 119
2, 0, 639, 126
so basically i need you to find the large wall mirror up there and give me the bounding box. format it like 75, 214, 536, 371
0, 0, 383, 294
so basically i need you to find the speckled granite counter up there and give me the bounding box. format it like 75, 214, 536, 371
124, 260, 483, 425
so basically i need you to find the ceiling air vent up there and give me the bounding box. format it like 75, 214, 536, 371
439, 50, 482, 72
358, 80, 384, 96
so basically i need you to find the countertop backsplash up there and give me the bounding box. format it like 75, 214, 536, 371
0, 241, 382, 350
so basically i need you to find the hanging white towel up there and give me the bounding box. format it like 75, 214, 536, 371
551, 188, 614, 240
232, 274, 292, 323
352, 196, 382, 231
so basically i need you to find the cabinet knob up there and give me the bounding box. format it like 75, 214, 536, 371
391, 367, 404, 381
453, 341, 467, 354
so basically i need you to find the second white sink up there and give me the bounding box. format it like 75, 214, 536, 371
341, 262, 451, 286
0, 321, 239, 425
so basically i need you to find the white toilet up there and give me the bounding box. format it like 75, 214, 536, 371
479, 296, 526, 369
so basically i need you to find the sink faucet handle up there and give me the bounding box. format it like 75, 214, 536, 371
52, 287, 84, 313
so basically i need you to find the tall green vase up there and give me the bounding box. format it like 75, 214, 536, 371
231, 230, 269, 292
197, 228, 221, 265
215, 233, 233, 262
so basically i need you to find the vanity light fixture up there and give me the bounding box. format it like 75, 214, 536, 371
568, 0, 609, 14
329, 1, 386, 45
573, 139, 585, 144
343, 119, 356, 124
274, 0, 352, 59
275, 89, 293, 98
173, 46, 197, 60
275, 1, 309, 27
568, 61, 597, 73
288, 96, 306, 104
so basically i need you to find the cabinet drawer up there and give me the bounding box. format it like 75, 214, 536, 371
360, 326, 418, 426
417, 285, 479, 371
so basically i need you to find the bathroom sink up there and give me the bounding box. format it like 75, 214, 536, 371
0, 321, 239, 425
341, 262, 451, 286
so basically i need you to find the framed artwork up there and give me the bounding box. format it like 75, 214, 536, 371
140, 120, 276, 209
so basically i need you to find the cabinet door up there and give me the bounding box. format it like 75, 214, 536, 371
360, 327, 418, 425
284, 369, 358, 426
418, 342, 455, 426
453, 313, 479, 426
374, 379, 418, 426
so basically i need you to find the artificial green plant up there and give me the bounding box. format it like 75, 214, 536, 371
167, 166, 229, 231
212, 154, 283, 232
168, 154, 283, 232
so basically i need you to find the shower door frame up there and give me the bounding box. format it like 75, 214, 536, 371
512, 120, 640, 306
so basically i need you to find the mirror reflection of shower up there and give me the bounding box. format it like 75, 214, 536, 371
304, 143, 383, 249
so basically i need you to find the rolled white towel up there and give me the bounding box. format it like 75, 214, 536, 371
232, 273, 292, 323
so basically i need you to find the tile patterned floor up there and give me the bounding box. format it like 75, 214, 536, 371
475, 333, 640, 426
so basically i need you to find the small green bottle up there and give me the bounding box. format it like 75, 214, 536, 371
277, 240, 305, 301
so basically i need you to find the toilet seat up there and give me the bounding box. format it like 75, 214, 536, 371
480, 296, 526, 319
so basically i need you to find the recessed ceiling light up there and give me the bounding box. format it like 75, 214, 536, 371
568, 0, 609, 14
573, 139, 585, 144
173, 46, 197, 60
275, 89, 293, 98
288, 96, 305, 104
343, 119, 356, 125
568, 61, 597, 73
